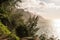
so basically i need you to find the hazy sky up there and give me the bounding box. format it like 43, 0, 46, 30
40, 0, 60, 19
16, 0, 60, 19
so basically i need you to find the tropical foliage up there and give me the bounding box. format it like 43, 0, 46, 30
0, 0, 39, 40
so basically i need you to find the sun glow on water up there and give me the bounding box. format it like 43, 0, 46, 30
52, 19, 60, 39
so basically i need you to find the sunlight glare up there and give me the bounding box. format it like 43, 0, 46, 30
52, 19, 60, 39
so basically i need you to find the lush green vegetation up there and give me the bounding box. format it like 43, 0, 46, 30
0, 21, 20, 40
0, 0, 39, 40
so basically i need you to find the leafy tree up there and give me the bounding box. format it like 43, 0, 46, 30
0, 0, 24, 40
16, 25, 28, 38
0, 0, 39, 39
0, 0, 24, 31
16, 15, 39, 38
0, 0, 15, 26
8, 13, 24, 31
26, 15, 39, 36
39, 33, 48, 40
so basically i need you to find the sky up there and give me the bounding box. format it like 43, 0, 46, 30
16, 0, 60, 19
